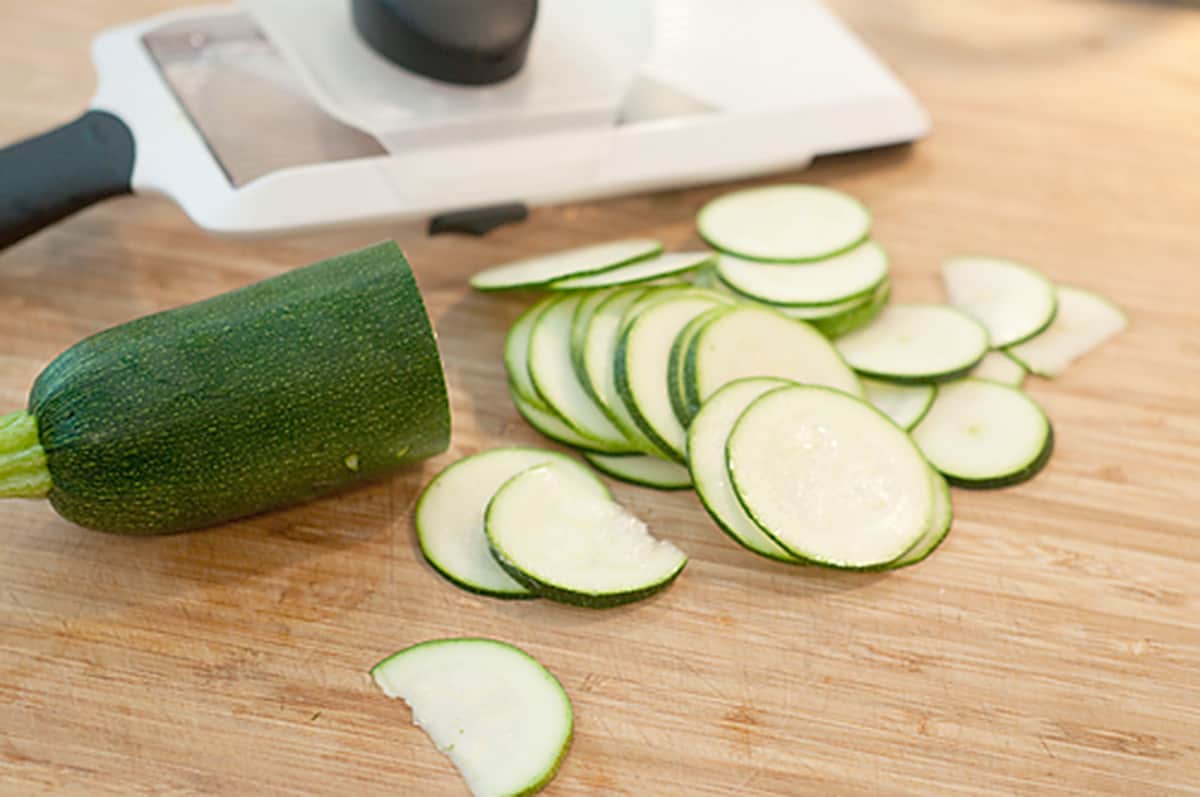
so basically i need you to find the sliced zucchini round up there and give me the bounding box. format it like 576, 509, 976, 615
470, 238, 662, 291
1005, 285, 1127, 377
614, 291, 729, 460
505, 297, 556, 411
862, 378, 936, 431
578, 287, 665, 456
942, 256, 1057, 347
727, 385, 934, 568
698, 184, 871, 262
668, 306, 730, 427
549, 251, 713, 290
510, 385, 633, 454
879, 468, 953, 569
528, 295, 635, 451
371, 638, 572, 797
968, 350, 1026, 386
685, 377, 802, 563
834, 303, 990, 384
486, 463, 688, 608
911, 378, 1053, 489
716, 240, 888, 306
684, 305, 863, 419
416, 447, 596, 598
583, 452, 692, 490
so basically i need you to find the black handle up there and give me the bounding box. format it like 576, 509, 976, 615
0, 110, 135, 251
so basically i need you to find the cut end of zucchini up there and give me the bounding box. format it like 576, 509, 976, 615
943, 256, 1058, 348
371, 638, 573, 797
470, 239, 663, 291
0, 411, 51, 499
1005, 285, 1127, 377
486, 462, 687, 608
911, 379, 1053, 489
698, 184, 871, 262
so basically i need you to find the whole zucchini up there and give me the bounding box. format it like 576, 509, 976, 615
0, 241, 450, 534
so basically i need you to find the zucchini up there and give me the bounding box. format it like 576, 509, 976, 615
582, 452, 692, 490
834, 303, 990, 384
861, 379, 936, 431
0, 242, 449, 534
470, 238, 662, 291
968, 350, 1026, 386
549, 251, 713, 290
716, 240, 889, 306
1006, 285, 1127, 377
372, 638, 573, 797
942, 256, 1057, 347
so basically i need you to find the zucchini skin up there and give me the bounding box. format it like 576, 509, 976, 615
29, 242, 449, 534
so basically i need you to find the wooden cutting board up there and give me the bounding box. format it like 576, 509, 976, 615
2, 2, 1198, 794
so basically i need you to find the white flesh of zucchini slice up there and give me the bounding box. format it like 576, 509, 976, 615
583, 452, 692, 490
505, 297, 555, 410
685, 378, 802, 562
371, 638, 573, 797
686, 306, 863, 413
486, 463, 688, 608
615, 292, 729, 460
529, 295, 635, 451
510, 386, 632, 454
716, 241, 888, 306
1006, 285, 1127, 377
579, 288, 664, 455
698, 184, 871, 262
416, 448, 599, 598
862, 378, 936, 431
727, 385, 934, 568
942, 256, 1057, 347
911, 378, 1053, 488
968, 350, 1027, 386
470, 238, 662, 291
549, 251, 713, 290
834, 303, 990, 383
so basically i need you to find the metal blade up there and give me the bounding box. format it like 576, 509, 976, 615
142, 13, 384, 187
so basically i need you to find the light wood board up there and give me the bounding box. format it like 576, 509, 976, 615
1, 1, 1198, 794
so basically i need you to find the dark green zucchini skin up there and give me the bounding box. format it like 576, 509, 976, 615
29, 241, 450, 534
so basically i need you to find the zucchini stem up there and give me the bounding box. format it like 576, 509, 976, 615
0, 411, 51, 499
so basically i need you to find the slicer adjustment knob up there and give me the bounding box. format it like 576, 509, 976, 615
351, 0, 537, 86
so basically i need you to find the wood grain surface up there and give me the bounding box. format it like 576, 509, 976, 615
2, 1, 1199, 794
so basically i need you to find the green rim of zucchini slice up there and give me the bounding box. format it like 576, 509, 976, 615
715, 240, 888, 306
727, 385, 934, 568
942, 255, 1058, 348
834, 303, 990, 384
911, 378, 1054, 489
685, 378, 803, 563
470, 238, 663, 291
861, 378, 936, 431
505, 297, 557, 411
371, 638, 573, 797
416, 447, 598, 599
485, 462, 688, 608
510, 384, 634, 454
697, 184, 871, 262
549, 251, 714, 290
583, 452, 693, 490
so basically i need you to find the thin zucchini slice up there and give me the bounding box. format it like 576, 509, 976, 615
809, 279, 891, 339
911, 378, 1053, 489
716, 240, 888, 306
684, 305, 863, 420
685, 378, 802, 563
834, 303, 990, 384
486, 463, 688, 608
614, 291, 729, 460
528, 295, 636, 451
862, 378, 936, 431
510, 385, 633, 454
727, 385, 934, 568
881, 468, 953, 569
668, 306, 730, 427
698, 184, 871, 262
417, 448, 600, 598
583, 452, 692, 490
968, 350, 1026, 386
578, 287, 665, 456
777, 286, 874, 320
942, 256, 1057, 347
372, 638, 572, 797
1006, 285, 1127, 377
470, 238, 662, 291
549, 251, 713, 290
505, 297, 556, 411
